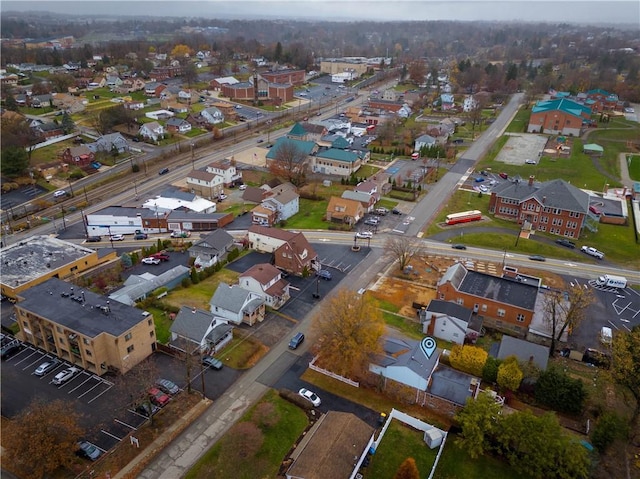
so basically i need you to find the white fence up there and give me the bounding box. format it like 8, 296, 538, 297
308, 355, 359, 387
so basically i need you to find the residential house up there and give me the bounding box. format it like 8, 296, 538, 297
488, 176, 589, 239
178, 89, 192, 103
383, 89, 401, 101
200, 106, 224, 125
285, 412, 374, 479
463, 95, 479, 112
250, 205, 276, 226
261, 182, 300, 221
138, 121, 165, 142
186, 170, 224, 199
15, 277, 156, 376
354, 180, 382, 200
32, 122, 64, 140
239, 263, 290, 310
247, 225, 319, 276
144, 82, 166, 97
490, 335, 550, 370
341, 190, 376, 212
166, 117, 192, 133
420, 300, 481, 345
105, 75, 123, 89
437, 263, 539, 337
527, 98, 592, 136
325, 196, 365, 225
169, 306, 233, 354
415, 134, 437, 152
88, 133, 129, 154
368, 98, 405, 113
209, 282, 266, 326
52, 93, 87, 113
242, 186, 267, 206
31, 94, 52, 108
209, 76, 239, 91
188, 229, 235, 269
62, 145, 96, 167
109, 265, 190, 306
440, 93, 455, 110
205, 158, 241, 186
123, 100, 145, 111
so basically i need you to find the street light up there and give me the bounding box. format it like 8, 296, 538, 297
191, 143, 195, 169
60, 206, 67, 230
67, 177, 74, 197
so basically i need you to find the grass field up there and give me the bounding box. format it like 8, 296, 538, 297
164, 269, 240, 311
626, 154, 640, 181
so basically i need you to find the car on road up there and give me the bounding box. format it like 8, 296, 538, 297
148, 387, 171, 407
257, 139, 264, 143
156, 378, 180, 395
52, 366, 80, 385
34, 358, 61, 376
528, 255, 546, 262
355, 231, 373, 239
555, 239, 576, 249
53, 190, 67, 198
525, 159, 537, 164
158, 167, 170, 175
581, 245, 604, 259
298, 388, 321, 407
202, 355, 224, 370
86, 236, 101, 243
110, 234, 125, 241
289, 332, 305, 350
134, 233, 148, 240
316, 269, 332, 280
142, 257, 161, 265
76, 441, 102, 461
451, 244, 467, 250
1, 341, 23, 360
235, 105, 242, 109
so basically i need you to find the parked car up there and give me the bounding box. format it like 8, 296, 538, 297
499, 172, 509, 179
53, 189, 67, 198
150, 252, 170, 261
110, 234, 125, 241
170, 230, 191, 238
142, 257, 161, 265
148, 387, 170, 407
451, 244, 467, 250
298, 388, 321, 407
202, 355, 223, 370
86, 236, 101, 243
479, 185, 489, 192
555, 239, 576, 249
76, 441, 102, 461
392, 208, 402, 215
375, 207, 388, 215
1, 341, 23, 360
528, 255, 546, 262
355, 231, 373, 239
136, 402, 160, 417
34, 358, 61, 376
316, 269, 332, 280
364, 217, 380, 226
156, 378, 180, 395
239, 184, 247, 190
52, 366, 80, 385
289, 332, 305, 350
158, 167, 170, 175
581, 246, 604, 259
474, 177, 485, 183
134, 233, 148, 240
218, 193, 227, 201
525, 159, 537, 164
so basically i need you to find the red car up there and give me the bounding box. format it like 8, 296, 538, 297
151, 252, 170, 262
499, 172, 509, 179
148, 387, 170, 407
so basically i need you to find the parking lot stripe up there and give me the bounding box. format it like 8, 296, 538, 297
114, 418, 138, 431
101, 429, 123, 441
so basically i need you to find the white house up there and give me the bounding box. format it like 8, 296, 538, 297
463, 95, 479, 112
261, 183, 299, 221
169, 306, 233, 354
200, 106, 224, 125
186, 170, 224, 199
414, 134, 437, 152
397, 104, 412, 118
188, 229, 235, 269
420, 300, 480, 345
138, 121, 165, 141
166, 117, 192, 133
209, 282, 266, 326
205, 158, 241, 186
239, 263, 291, 310
145, 109, 174, 120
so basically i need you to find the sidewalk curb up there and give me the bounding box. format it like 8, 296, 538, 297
113, 398, 213, 479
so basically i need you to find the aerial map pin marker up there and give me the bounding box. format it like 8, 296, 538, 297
421, 337, 437, 359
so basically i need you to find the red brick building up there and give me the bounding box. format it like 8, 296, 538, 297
62, 146, 95, 167
260, 69, 305, 86
489, 177, 589, 239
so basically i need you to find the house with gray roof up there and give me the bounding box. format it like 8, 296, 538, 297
209, 282, 265, 326
200, 106, 224, 125
489, 176, 590, 239
421, 299, 482, 345
491, 335, 550, 370
188, 229, 235, 269
170, 306, 233, 354
260, 182, 299, 220
166, 117, 192, 133
109, 265, 190, 306
428, 365, 479, 406
437, 262, 540, 338
415, 134, 436, 152
341, 190, 376, 212
88, 133, 129, 154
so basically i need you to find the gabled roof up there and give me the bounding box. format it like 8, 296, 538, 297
317, 148, 358, 163
191, 229, 234, 253
188, 169, 218, 182
264, 188, 299, 206
202, 106, 223, 116
416, 134, 436, 144
210, 282, 264, 315
170, 306, 215, 343
288, 122, 306, 136
242, 186, 266, 203
300, 122, 326, 134
531, 98, 591, 118
240, 263, 281, 285
492, 178, 589, 214
375, 337, 440, 378
166, 117, 190, 126
341, 190, 373, 204
331, 136, 350, 149
326, 196, 363, 217
494, 335, 549, 370
428, 365, 477, 406
248, 225, 296, 240
426, 299, 473, 323
266, 137, 316, 160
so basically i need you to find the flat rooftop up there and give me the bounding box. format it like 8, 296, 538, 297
1, 235, 96, 289
18, 277, 149, 338
460, 270, 538, 310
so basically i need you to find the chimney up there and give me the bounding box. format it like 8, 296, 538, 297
542, 196, 546, 204
528, 175, 535, 186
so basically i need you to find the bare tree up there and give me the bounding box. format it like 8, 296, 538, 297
385, 236, 421, 271
268, 140, 309, 186
112, 356, 160, 424
543, 286, 594, 356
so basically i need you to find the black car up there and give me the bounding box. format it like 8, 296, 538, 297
86, 236, 101, 242
529, 255, 546, 262
392, 208, 402, 215
452, 244, 467, 250
134, 233, 148, 240
159, 167, 169, 175
555, 239, 576, 249
1, 341, 22, 360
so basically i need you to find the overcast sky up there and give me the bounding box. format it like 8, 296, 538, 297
2, 1, 639, 25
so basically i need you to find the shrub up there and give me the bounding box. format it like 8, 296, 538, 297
482, 356, 501, 383
449, 344, 488, 377
181, 277, 191, 288
591, 412, 627, 452
278, 389, 312, 411
497, 356, 523, 392
534, 366, 586, 415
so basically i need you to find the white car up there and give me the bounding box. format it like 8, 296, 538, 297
581, 245, 604, 259
239, 184, 247, 190
355, 231, 373, 239
110, 234, 125, 241
52, 366, 79, 385
142, 257, 161, 265
218, 194, 227, 201
479, 185, 489, 192
53, 190, 67, 198
525, 159, 537, 164
298, 388, 321, 407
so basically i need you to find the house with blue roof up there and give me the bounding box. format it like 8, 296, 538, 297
586, 89, 619, 112
265, 137, 317, 172
440, 93, 455, 110
527, 98, 592, 136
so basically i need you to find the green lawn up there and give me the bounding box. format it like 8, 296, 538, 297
356, 164, 381, 178
363, 420, 438, 478
164, 269, 240, 311
628, 154, 640, 181
505, 108, 531, 133
185, 389, 308, 479
285, 198, 330, 229
381, 311, 423, 339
